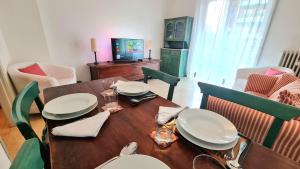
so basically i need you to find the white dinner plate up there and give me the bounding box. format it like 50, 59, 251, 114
176, 120, 238, 150
101, 154, 170, 169
177, 109, 238, 144
44, 93, 97, 115
42, 101, 98, 120
117, 90, 149, 96
117, 82, 149, 95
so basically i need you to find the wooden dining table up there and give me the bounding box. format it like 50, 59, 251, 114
44, 77, 299, 169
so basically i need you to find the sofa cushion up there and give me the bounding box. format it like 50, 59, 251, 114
265, 68, 286, 76
267, 74, 298, 97
18, 63, 47, 76
245, 74, 278, 94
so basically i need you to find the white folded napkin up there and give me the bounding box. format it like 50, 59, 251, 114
110, 80, 126, 88
52, 111, 110, 137
157, 106, 185, 125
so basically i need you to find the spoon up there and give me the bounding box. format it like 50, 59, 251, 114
95, 142, 138, 169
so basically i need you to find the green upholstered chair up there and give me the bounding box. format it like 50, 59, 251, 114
198, 82, 300, 148
10, 138, 44, 169
142, 67, 180, 101
11, 81, 49, 167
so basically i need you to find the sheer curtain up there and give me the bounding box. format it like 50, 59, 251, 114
188, 0, 277, 87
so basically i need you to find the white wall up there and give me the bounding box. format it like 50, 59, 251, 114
37, 0, 166, 81
0, 29, 15, 126
0, 0, 50, 63
258, 0, 300, 66
165, 0, 196, 18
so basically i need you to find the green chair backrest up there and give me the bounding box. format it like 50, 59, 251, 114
198, 82, 300, 148
142, 67, 180, 101
10, 138, 44, 169
12, 81, 44, 140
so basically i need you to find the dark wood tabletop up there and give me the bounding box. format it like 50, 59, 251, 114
44, 77, 300, 169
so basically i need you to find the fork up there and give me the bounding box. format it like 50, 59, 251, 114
224, 148, 235, 160
226, 142, 247, 169
224, 136, 240, 160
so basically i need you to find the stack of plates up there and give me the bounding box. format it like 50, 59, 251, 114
176, 109, 238, 150
117, 81, 150, 96
42, 93, 98, 120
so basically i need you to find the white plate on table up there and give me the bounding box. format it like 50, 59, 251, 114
177, 109, 238, 144
176, 119, 238, 150
42, 101, 98, 120
117, 90, 149, 96
101, 154, 170, 169
117, 82, 149, 96
44, 93, 97, 115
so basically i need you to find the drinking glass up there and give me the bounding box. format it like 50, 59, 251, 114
101, 89, 118, 108
193, 154, 226, 169
154, 114, 174, 148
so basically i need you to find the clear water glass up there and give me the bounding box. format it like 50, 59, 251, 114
102, 89, 118, 108
154, 114, 174, 148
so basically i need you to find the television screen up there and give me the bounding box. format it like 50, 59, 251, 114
111, 38, 144, 61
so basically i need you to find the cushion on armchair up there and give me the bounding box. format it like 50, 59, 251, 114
265, 68, 286, 76
18, 63, 47, 76
244, 74, 278, 95
267, 74, 298, 97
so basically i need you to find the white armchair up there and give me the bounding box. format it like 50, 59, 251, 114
8, 62, 77, 113
232, 66, 295, 91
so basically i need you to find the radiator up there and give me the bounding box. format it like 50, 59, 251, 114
279, 50, 300, 77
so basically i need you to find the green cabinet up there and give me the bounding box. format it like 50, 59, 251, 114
160, 48, 188, 77
164, 16, 193, 49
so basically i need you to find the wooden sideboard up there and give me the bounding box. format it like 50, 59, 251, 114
87, 59, 160, 81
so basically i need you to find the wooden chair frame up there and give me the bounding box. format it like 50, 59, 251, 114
198, 82, 300, 148
12, 81, 49, 167
10, 138, 44, 169
142, 67, 180, 101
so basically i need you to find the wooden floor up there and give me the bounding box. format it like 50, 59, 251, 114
0, 108, 45, 159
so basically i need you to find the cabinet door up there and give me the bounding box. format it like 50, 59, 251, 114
165, 20, 175, 41
174, 19, 187, 41
160, 54, 169, 73
169, 51, 181, 76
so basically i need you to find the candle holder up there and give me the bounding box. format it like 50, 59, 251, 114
148, 49, 152, 60
94, 51, 99, 65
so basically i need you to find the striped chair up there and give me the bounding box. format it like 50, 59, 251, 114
199, 82, 300, 163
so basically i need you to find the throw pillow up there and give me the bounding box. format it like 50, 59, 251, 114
269, 80, 300, 121
244, 74, 278, 94
19, 63, 47, 76
265, 68, 286, 76
267, 73, 298, 97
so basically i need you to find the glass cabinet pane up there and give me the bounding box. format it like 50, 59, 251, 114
166, 22, 175, 40
175, 20, 186, 40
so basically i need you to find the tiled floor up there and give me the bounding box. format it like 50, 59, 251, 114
0, 78, 202, 159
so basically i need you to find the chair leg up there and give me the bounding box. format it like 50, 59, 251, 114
167, 85, 175, 101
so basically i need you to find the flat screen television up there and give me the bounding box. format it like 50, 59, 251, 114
111, 38, 144, 61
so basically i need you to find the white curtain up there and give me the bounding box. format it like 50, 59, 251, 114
188, 0, 277, 87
